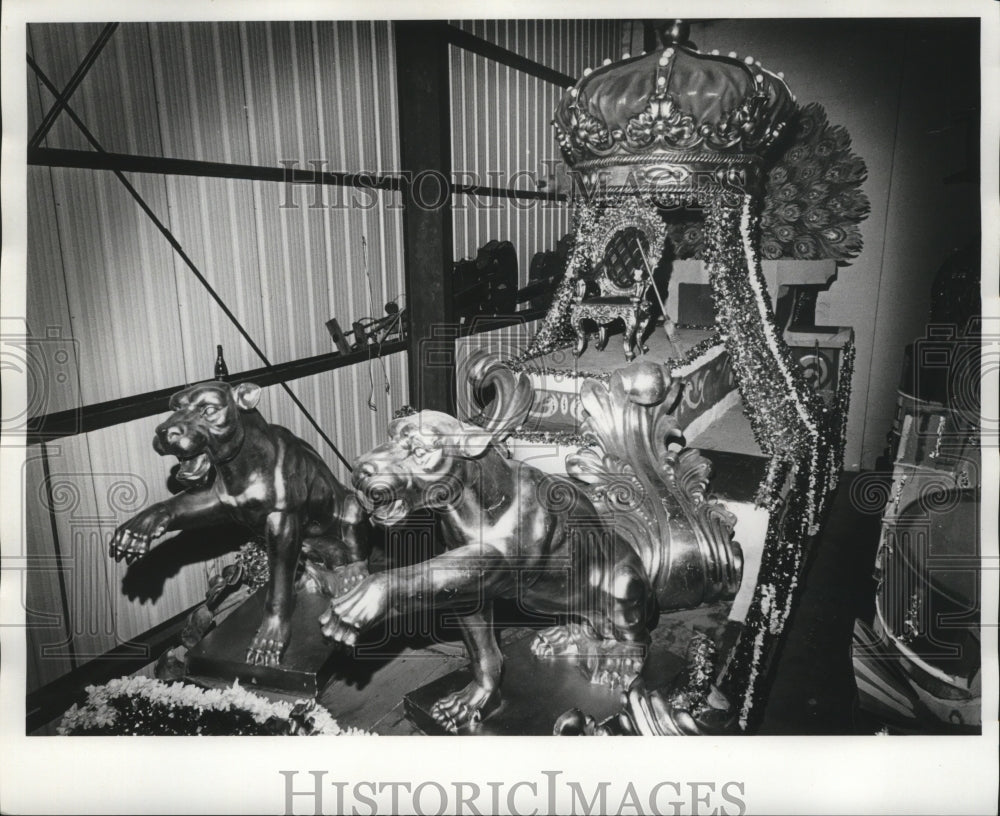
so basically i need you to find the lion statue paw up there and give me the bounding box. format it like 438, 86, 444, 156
430, 682, 501, 732
531, 623, 646, 689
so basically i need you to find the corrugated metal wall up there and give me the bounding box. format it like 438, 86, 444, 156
24, 21, 407, 692
449, 20, 627, 285
28, 22, 404, 398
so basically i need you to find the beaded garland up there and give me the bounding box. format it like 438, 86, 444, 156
700, 190, 856, 727
235, 538, 270, 591
667, 633, 717, 716
706, 199, 823, 507
505, 359, 611, 383
519, 206, 591, 360
666, 333, 722, 373
506, 428, 590, 447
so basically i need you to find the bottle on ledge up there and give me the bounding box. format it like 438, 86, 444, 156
214, 344, 229, 381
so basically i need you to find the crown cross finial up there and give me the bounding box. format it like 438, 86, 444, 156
660, 20, 691, 48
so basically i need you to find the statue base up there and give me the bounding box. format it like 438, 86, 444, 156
187, 589, 339, 697
404, 627, 696, 735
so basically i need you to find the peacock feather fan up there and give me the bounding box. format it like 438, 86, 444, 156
665, 102, 870, 264
760, 102, 870, 263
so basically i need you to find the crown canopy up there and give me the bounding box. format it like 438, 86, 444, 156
553, 24, 795, 196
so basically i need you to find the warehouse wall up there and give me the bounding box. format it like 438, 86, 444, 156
28, 21, 405, 397
24, 21, 408, 691
449, 19, 628, 286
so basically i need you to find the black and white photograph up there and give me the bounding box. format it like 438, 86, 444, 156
1, 1, 997, 813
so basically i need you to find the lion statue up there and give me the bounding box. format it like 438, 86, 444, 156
320, 352, 742, 732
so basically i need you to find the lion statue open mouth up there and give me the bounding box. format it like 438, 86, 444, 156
172, 451, 213, 484
111, 381, 370, 668
367, 497, 408, 525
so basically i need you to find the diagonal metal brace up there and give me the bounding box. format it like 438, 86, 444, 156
29, 22, 119, 151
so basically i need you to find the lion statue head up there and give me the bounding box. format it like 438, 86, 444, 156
153, 381, 262, 484
351, 410, 496, 526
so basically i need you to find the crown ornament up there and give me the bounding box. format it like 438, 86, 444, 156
553, 21, 796, 196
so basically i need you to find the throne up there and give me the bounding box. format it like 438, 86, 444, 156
569, 208, 669, 362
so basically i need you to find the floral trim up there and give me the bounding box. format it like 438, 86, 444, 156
697, 188, 856, 729
518, 207, 591, 359
58, 676, 370, 736
667, 633, 717, 716
665, 333, 721, 373
504, 360, 611, 383
506, 428, 590, 447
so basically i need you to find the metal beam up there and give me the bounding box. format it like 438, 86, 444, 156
28, 146, 403, 192
29, 23, 119, 150
28, 146, 565, 203
26, 340, 407, 446
394, 21, 457, 414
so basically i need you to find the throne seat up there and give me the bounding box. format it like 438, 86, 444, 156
570, 268, 653, 362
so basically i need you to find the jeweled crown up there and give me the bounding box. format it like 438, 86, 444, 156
553, 21, 795, 195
